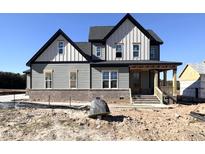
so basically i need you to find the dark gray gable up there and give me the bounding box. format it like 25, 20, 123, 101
26, 29, 90, 66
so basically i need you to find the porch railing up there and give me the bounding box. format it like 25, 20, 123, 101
154, 87, 164, 104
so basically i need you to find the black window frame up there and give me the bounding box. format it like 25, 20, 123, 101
133, 44, 140, 58
116, 44, 123, 58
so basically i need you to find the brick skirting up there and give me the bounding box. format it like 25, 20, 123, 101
29, 89, 131, 104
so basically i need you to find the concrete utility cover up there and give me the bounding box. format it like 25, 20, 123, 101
89, 97, 110, 118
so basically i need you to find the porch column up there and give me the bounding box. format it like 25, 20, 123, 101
163, 71, 167, 86
172, 69, 177, 96
154, 70, 159, 95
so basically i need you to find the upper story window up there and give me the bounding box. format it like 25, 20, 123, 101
116, 44, 123, 58
96, 46, 101, 57
58, 41, 64, 54
45, 71, 53, 89
150, 46, 158, 60
133, 44, 140, 58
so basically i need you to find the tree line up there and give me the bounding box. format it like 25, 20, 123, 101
0, 71, 26, 89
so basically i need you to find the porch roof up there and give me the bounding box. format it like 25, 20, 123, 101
23, 69, 30, 74
91, 60, 182, 71
91, 60, 182, 66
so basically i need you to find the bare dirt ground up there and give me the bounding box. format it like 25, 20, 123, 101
0, 103, 205, 141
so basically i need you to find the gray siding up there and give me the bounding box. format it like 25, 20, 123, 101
31, 63, 90, 89
26, 74, 30, 89
92, 67, 129, 89
92, 43, 105, 60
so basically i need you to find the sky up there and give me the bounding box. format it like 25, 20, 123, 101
0, 13, 205, 79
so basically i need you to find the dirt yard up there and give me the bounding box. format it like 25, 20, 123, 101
0, 103, 205, 141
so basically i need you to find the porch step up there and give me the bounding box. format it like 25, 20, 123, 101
132, 95, 160, 104
132, 95, 157, 99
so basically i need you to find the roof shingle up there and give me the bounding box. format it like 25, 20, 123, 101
190, 63, 205, 75
89, 26, 163, 44
89, 26, 114, 41
75, 42, 91, 57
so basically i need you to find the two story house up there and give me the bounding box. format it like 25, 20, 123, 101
24, 14, 182, 103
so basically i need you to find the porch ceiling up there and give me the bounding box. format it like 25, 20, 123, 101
129, 64, 179, 71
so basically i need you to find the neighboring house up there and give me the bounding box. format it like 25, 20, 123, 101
179, 63, 205, 99
24, 13, 182, 103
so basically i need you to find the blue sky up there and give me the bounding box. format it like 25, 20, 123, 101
0, 13, 204, 79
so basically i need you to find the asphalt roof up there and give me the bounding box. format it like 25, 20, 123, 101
89, 26, 114, 41
91, 60, 182, 66
189, 63, 205, 75
75, 42, 91, 57
89, 26, 163, 43
23, 69, 30, 74
147, 29, 163, 43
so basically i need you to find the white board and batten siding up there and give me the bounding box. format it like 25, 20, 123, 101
200, 75, 205, 98
106, 19, 150, 61
180, 74, 205, 98
36, 35, 87, 62
26, 74, 30, 89
180, 80, 200, 97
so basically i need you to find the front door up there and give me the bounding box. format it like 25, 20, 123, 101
130, 72, 141, 94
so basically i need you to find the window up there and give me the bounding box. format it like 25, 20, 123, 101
111, 72, 118, 88
116, 44, 123, 58
150, 46, 158, 59
133, 44, 140, 57
45, 72, 52, 89
102, 71, 109, 88
58, 41, 64, 54
70, 71, 77, 88
96, 46, 101, 57
102, 71, 118, 89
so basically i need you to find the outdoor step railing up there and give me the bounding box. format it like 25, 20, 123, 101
154, 87, 164, 104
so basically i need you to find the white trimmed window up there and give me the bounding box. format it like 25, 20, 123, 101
102, 71, 109, 88
45, 71, 53, 89
116, 44, 123, 58
70, 71, 77, 88
102, 71, 118, 89
133, 44, 140, 58
58, 41, 64, 54
96, 46, 101, 57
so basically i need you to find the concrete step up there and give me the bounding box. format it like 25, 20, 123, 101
133, 100, 159, 102
132, 95, 157, 99
132, 95, 160, 104
132, 98, 159, 101
133, 101, 160, 104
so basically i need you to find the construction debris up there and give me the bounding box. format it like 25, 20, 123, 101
190, 112, 205, 122
0, 103, 205, 141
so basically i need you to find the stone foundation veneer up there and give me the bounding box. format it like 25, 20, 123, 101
29, 89, 131, 104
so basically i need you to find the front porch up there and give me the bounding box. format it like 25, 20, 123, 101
129, 63, 181, 104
